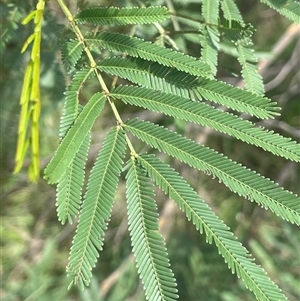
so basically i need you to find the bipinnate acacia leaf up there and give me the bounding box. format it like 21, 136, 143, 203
98, 57, 279, 119
67, 127, 126, 289
43, 2, 300, 300
126, 158, 178, 301
202, 0, 219, 24
75, 6, 170, 25
138, 153, 288, 301
112, 85, 300, 162
97, 57, 193, 99
57, 104, 91, 226
44, 92, 106, 184
86, 32, 212, 78
124, 119, 300, 225
193, 78, 278, 118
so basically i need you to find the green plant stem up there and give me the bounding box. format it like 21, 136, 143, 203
171, 11, 250, 32
166, 30, 202, 35
170, 11, 207, 25
56, 0, 137, 155
154, 21, 179, 50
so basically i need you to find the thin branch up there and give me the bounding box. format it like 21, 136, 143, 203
165, 0, 181, 31
265, 40, 300, 92
166, 30, 201, 35
258, 23, 300, 72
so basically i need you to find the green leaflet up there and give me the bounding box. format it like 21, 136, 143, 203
236, 37, 265, 96
193, 78, 278, 118
44, 92, 106, 184
67, 127, 126, 289
201, 0, 264, 96
98, 57, 194, 99
61, 39, 84, 71
138, 153, 288, 301
98, 57, 279, 118
218, 14, 264, 96
59, 67, 94, 138
75, 6, 170, 25
202, 0, 219, 24
124, 119, 300, 225
220, 0, 245, 25
86, 32, 212, 78
56, 68, 95, 224
218, 20, 253, 42
125, 158, 178, 301
200, 25, 219, 76
56, 132, 90, 224
260, 0, 300, 23
219, 8, 264, 96
112, 85, 300, 162
200, 0, 220, 75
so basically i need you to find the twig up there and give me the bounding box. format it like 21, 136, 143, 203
165, 0, 180, 31
258, 24, 300, 72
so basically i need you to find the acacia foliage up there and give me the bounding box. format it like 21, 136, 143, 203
23, 1, 300, 300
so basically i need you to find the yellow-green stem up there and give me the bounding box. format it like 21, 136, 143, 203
56, 0, 137, 155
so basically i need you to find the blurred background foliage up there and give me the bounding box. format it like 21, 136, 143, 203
1, 0, 299, 300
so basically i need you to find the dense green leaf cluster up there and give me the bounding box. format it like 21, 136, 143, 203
41, 2, 300, 301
